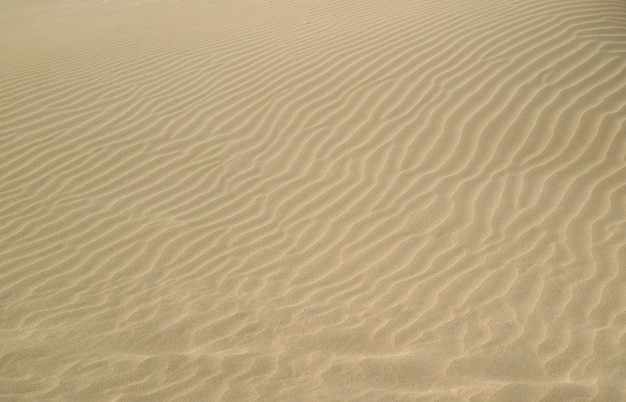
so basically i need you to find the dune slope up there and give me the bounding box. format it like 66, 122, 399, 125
1, 0, 626, 400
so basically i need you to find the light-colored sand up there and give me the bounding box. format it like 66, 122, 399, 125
1, 0, 626, 400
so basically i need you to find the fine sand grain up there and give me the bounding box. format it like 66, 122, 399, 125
1, 0, 626, 400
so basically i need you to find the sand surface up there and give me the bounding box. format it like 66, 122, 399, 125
2, 0, 626, 400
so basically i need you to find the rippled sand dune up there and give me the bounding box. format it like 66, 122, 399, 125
2, 0, 626, 400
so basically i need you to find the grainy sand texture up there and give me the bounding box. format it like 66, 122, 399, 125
2, 0, 626, 400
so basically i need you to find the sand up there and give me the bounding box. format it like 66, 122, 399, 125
1, 0, 626, 400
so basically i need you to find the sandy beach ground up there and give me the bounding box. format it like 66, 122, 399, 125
1, 0, 626, 400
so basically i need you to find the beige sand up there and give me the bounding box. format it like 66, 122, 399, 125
1, 0, 626, 400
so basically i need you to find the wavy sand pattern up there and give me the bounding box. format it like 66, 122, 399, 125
2, 0, 626, 400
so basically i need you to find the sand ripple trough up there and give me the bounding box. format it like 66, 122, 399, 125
1, 0, 626, 400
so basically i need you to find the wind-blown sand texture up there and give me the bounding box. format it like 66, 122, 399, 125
2, 0, 626, 400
